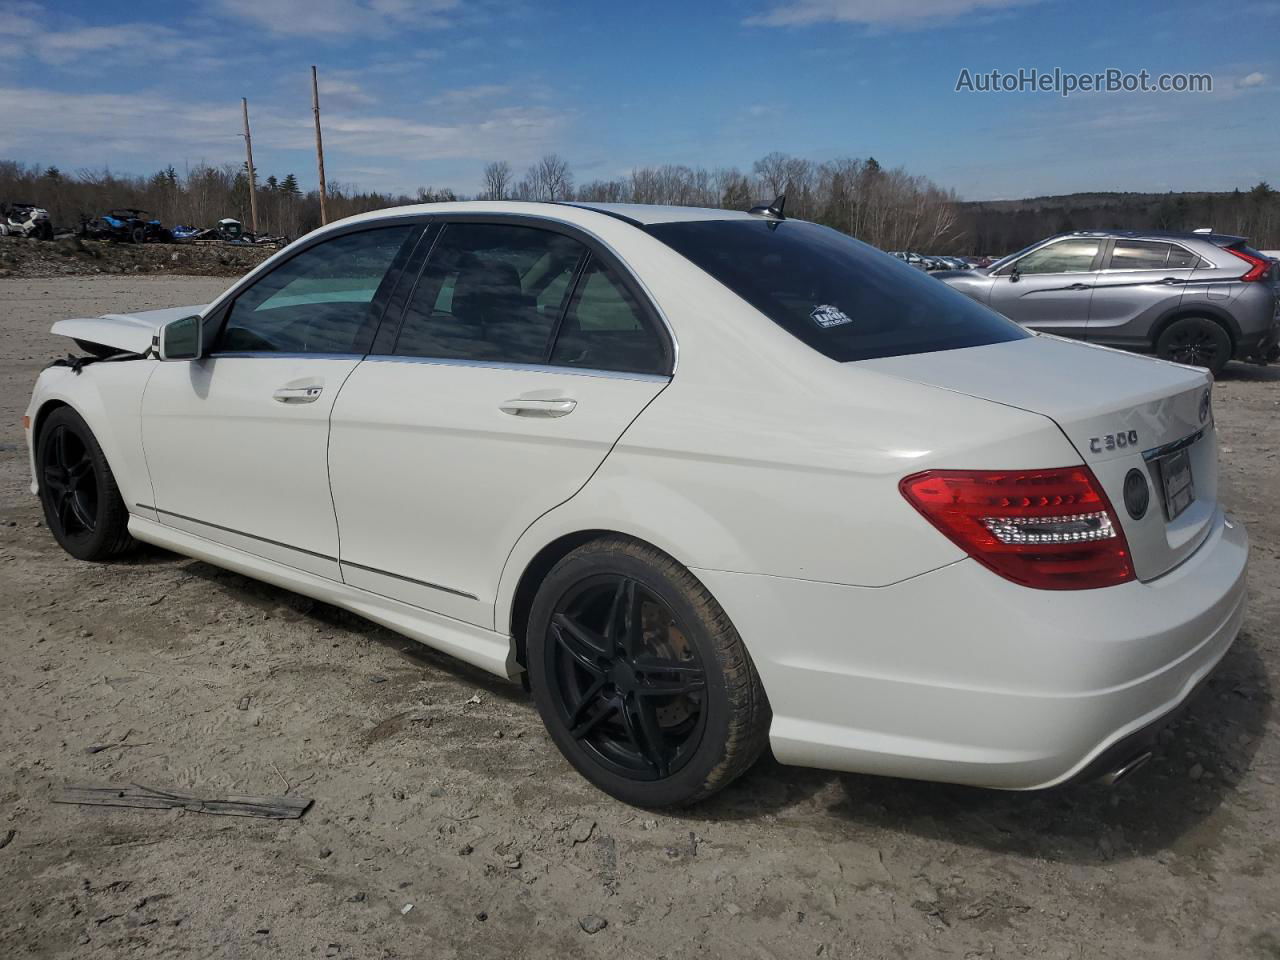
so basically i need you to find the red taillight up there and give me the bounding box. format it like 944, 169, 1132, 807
900, 467, 1135, 590
1225, 245, 1271, 283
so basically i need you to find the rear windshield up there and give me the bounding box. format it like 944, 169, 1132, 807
644, 219, 1027, 362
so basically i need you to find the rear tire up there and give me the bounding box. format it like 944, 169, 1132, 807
1156, 317, 1231, 375
527, 537, 769, 807
36, 407, 135, 561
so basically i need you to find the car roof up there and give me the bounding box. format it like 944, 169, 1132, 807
562, 202, 759, 225
1063, 228, 1245, 246
327, 199, 760, 235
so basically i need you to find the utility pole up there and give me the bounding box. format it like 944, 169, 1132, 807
311, 66, 329, 225
241, 97, 259, 235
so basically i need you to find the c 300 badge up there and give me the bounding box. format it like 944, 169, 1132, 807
1089, 430, 1138, 453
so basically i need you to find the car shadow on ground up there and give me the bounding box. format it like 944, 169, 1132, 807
177, 553, 528, 707
701, 635, 1271, 864
168, 548, 1271, 864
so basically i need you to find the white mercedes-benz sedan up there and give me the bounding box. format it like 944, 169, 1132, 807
24, 200, 1248, 807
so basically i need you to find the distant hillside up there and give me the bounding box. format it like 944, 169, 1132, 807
954, 187, 1277, 255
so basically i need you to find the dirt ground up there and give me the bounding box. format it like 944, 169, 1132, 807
1, 275, 1277, 960
0, 236, 273, 280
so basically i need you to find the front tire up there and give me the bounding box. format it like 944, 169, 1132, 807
527, 537, 769, 807
1156, 317, 1231, 375
36, 407, 135, 561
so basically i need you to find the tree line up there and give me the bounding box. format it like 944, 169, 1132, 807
0, 152, 959, 251
3, 155, 1276, 252
957, 184, 1280, 255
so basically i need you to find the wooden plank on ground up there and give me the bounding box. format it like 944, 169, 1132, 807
55, 785, 311, 820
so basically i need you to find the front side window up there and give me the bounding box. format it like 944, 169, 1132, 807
645, 219, 1026, 363
218, 226, 414, 354
1013, 239, 1101, 275
395, 223, 585, 363
550, 260, 668, 374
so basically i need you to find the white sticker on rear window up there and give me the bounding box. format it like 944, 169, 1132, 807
811, 304, 852, 328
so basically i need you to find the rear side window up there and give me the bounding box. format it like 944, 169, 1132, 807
1108, 240, 1173, 270
219, 226, 413, 354
395, 223, 585, 363
1166, 246, 1203, 269
550, 260, 668, 374
645, 219, 1026, 363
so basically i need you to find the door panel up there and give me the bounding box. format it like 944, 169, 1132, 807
987, 237, 1102, 337
139, 224, 418, 578
1088, 270, 1193, 343
328, 360, 666, 626
987, 273, 1096, 336
1087, 240, 1195, 346
141, 357, 360, 578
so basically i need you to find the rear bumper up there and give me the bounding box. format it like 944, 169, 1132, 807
695, 508, 1248, 789
1235, 291, 1280, 361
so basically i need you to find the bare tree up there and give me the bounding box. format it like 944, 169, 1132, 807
526, 154, 573, 202
7, 151, 1271, 255
481, 161, 512, 200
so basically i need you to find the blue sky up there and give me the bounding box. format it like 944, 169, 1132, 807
0, 0, 1275, 200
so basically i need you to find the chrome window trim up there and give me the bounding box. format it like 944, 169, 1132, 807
363, 354, 672, 383
204, 352, 366, 360
992, 237, 1105, 277
1099, 239, 1205, 273
198, 210, 681, 373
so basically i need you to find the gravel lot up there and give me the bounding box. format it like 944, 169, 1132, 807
1, 275, 1277, 960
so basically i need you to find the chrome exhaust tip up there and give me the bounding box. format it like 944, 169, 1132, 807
1099, 751, 1153, 787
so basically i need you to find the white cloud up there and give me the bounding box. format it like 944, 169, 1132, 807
30, 23, 202, 64
1236, 71, 1267, 88
746, 0, 1036, 27
319, 77, 378, 106
0, 84, 571, 194
427, 84, 511, 106
0, 86, 245, 164
215, 0, 458, 36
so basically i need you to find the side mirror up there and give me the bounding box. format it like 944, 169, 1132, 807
157, 314, 203, 361
1008, 265, 1021, 283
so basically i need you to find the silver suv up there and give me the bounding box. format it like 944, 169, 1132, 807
938, 230, 1280, 374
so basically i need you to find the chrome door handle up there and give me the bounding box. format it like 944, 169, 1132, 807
499, 398, 577, 418
273, 386, 323, 403
1066, 283, 1091, 291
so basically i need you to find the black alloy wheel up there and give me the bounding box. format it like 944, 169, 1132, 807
36, 407, 134, 561
1156, 317, 1231, 375
527, 537, 769, 807
546, 574, 708, 781
42, 423, 99, 540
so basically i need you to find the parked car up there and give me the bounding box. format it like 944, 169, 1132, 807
26, 201, 1247, 806
938, 230, 1280, 374
0, 202, 53, 240
79, 208, 170, 244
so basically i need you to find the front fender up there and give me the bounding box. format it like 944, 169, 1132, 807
26, 361, 157, 513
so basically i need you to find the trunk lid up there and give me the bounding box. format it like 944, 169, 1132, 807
51, 304, 208, 356
861, 335, 1217, 581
